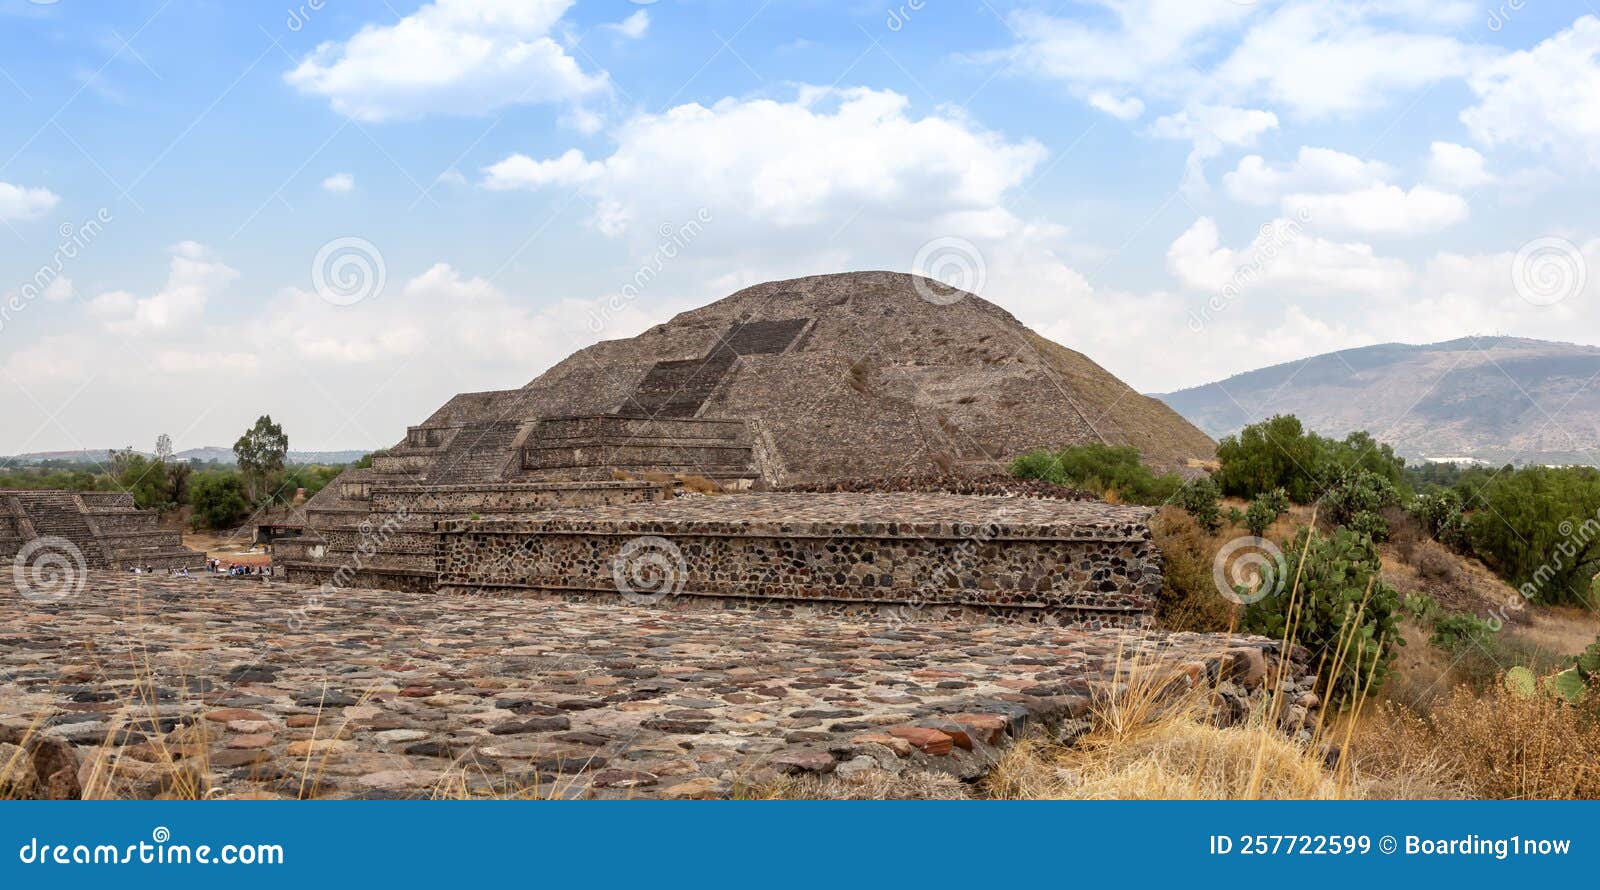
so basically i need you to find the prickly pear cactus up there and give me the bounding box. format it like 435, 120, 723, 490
1545, 669, 1588, 704
1504, 666, 1538, 698
1577, 637, 1600, 682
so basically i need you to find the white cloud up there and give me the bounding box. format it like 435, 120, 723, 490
0, 181, 59, 221
284, 0, 608, 122
991, 2, 1255, 112
483, 86, 1048, 239
1149, 104, 1279, 148
1223, 147, 1467, 237
1167, 216, 1413, 297
1224, 147, 1391, 204
1150, 104, 1279, 193
1211, 2, 1482, 119
1087, 92, 1144, 121
153, 351, 259, 375
1424, 141, 1493, 189
482, 148, 603, 190
89, 242, 238, 336
603, 10, 649, 40
1289, 184, 1468, 237
42, 277, 74, 302
987, 1, 1485, 122
1462, 15, 1600, 168
321, 172, 355, 193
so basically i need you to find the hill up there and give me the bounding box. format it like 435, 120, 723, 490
1155, 336, 1600, 465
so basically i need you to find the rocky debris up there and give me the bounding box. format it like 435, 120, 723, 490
0, 729, 81, 799
0, 572, 1312, 799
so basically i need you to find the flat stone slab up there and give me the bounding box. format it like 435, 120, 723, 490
0, 573, 1302, 799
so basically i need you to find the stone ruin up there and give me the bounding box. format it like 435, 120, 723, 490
437, 493, 1161, 626
1, 489, 205, 572
279, 271, 1215, 625
0, 275, 1323, 800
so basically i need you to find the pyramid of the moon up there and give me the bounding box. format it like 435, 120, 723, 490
278, 271, 1212, 592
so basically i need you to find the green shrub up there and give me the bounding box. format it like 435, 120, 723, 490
1320, 470, 1400, 540
1409, 490, 1468, 550
1009, 444, 1182, 505
1176, 476, 1221, 531
1244, 487, 1289, 537
1241, 527, 1404, 709
1430, 613, 1499, 653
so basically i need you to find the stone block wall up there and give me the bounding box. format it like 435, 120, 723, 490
436, 493, 1161, 626
278, 480, 677, 590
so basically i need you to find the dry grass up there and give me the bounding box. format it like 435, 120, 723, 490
1357, 686, 1600, 799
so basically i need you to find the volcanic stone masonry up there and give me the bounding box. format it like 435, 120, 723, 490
0, 572, 1315, 800
1, 490, 204, 571
279, 271, 1215, 592
275, 477, 676, 592
438, 493, 1162, 626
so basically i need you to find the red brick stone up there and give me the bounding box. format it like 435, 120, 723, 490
887, 726, 954, 755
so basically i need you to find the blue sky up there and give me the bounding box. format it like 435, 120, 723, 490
1, 0, 1597, 453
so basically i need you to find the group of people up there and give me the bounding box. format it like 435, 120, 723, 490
125, 565, 188, 576
124, 561, 269, 577
208, 559, 267, 576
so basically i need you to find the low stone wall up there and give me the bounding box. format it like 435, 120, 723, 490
438, 493, 1161, 626
279, 480, 678, 591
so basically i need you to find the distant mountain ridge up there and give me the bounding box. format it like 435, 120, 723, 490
1155, 336, 1600, 466
4, 447, 371, 466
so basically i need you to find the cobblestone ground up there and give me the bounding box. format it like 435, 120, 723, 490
1, 573, 1299, 799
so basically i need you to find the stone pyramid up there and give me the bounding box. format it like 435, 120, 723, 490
385, 270, 1213, 486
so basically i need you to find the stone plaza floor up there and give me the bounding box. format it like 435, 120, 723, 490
0, 572, 1298, 799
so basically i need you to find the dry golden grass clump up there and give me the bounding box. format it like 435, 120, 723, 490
1358, 686, 1600, 800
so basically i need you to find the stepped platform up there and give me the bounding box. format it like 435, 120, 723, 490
0, 490, 204, 572
0, 571, 1313, 800
519, 415, 757, 483
276, 479, 674, 591
438, 492, 1161, 626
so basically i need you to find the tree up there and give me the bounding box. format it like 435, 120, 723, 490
154, 433, 173, 463
234, 415, 288, 503
1213, 415, 1324, 502
1214, 415, 1407, 504
1465, 466, 1600, 606
189, 473, 250, 530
